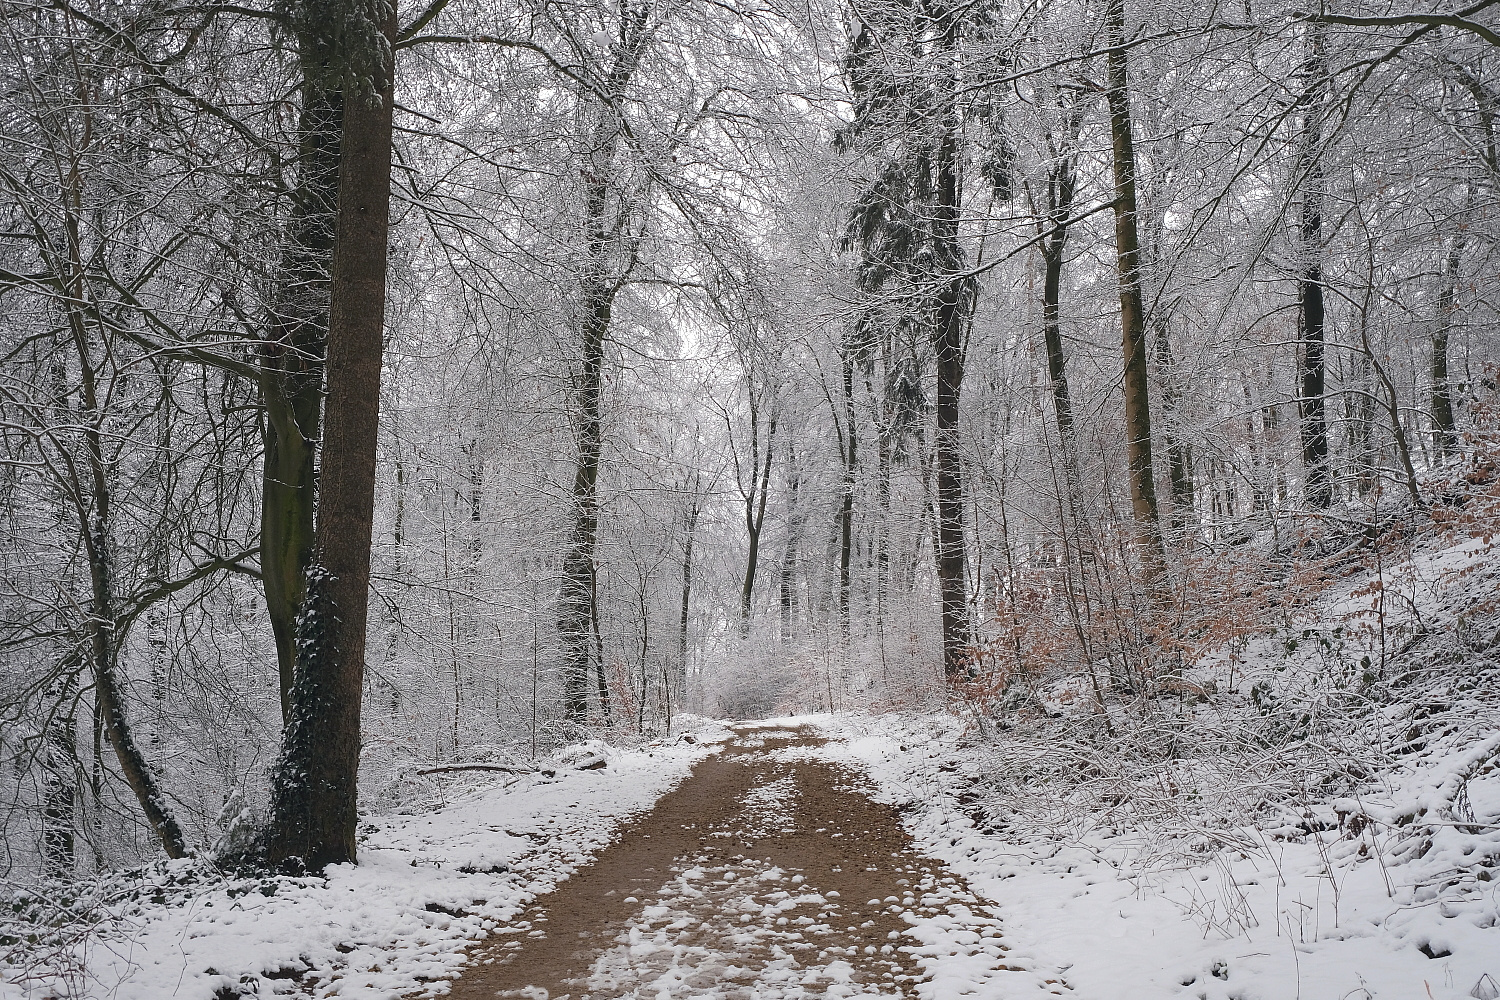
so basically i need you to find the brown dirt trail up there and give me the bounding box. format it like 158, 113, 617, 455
445, 724, 1019, 999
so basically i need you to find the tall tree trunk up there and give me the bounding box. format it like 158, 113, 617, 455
85, 541, 188, 861
873, 398, 892, 641
1036, 82, 1086, 466
60, 224, 188, 858
590, 561, 611, 720
558, 211, 613, 721
1037, 162, 1091, 587
636, 579, 649, 732
838, 350, 857, 634
678, 491, 697, 697
739, 401, 776, 634
261, 61, 342, 723
1265, 389, 1288, 506
1355, 276, 1424, 508
1297, 24, 1332, 509
1431, 226, 1465, 459
556, 17, 647, 720
1349, 352, 1377, 497
262, 0, 396, 871
1154, 316, 1194, 536
931, 7, 971, 676
1245, 379, 1270, 513
1039, 147, 1078, 461
42, 663, 80, 878
78, 429, 187, 858
779, 444, 800, 640
1036, 138, 1095, 599
1104, 0, 1168, 594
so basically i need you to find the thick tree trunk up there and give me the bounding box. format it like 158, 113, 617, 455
49, 138, 189, 860
1244, 380, 1270, 513
1104, 0, 1168, 594
261, 65, 342, 723
262, 0, 396, 871
89, 604, 189, 860
1297, 24, 1332, 509
1349, 353, 1377, 497
874, 405, 891, 637
1041, 246, 1074, 450
636, 582, 649, 731
558, 247, 612, 721
79, 457, 187, 857
932, 300, 969, 671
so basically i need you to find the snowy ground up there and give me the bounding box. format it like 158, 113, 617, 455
6, 701, 1496, 999
813, 521, 1500, 1000
818, 712, 1500, 1000
6, 533, 1499, 1000
0, 723, 729, 1000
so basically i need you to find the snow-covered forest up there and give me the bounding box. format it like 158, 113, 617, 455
3, 0, 1500, 994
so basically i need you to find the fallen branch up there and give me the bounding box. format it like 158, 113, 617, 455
416, 763, 536, 776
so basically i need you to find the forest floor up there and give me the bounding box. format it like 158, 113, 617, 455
6, 520, 1500, 999
2, 699, 1498, 998
0, 720, 1069, 1000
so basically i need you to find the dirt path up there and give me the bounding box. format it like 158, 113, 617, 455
447, 724, 1028, 999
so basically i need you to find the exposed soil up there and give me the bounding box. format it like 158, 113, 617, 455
446, 724, 1018, 999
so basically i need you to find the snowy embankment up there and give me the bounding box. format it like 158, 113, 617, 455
816, 530, 1500, 1000
1, 721, 730, 1000
822, 713, 1499, 1000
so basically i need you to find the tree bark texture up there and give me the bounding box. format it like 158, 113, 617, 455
1431, 229, 1464, 459
1040, 153, 1077, 460
42, 663, 80, 878
1297, 24, 1332, 509
838, 351, 857, 634
262, 0, 396, 872
678, 491, 697, 697
558, 201, 613, 721
1155, 317, 1194, 536
929, 6, 972, 675
739, 402, 775, 634
80, 423, 187, 859
873, 396, 892, 631
590, 561, 611, 720
556, 16, 645, 721
1104, 0, 1168, 594
261, 60, 342, 722
779, 444, 800, 639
